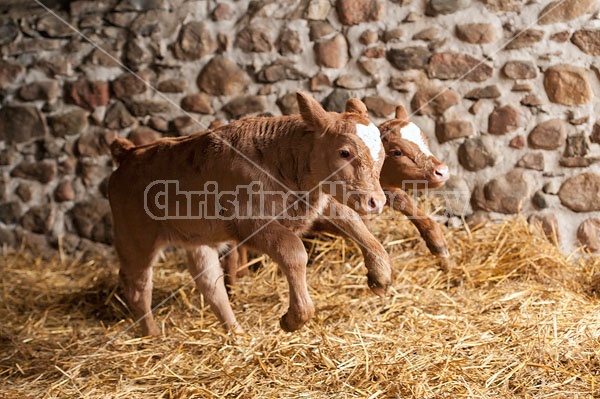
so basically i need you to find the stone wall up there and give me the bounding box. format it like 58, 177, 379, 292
0, 0, 599, 255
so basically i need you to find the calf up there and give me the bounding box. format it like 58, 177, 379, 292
108, 92, 392, 336
225, 105, 450, 286
378, 105, 449, 256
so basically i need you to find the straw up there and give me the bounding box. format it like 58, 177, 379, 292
1, 215, 599, 398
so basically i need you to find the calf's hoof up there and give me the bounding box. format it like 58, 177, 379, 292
280, 317, 299, 332
435, 247, 450, 258
437, 256, 457, 272
228, 323, 245, 335
279, 308, 313, 332
367, 279, 388, 297
366, 269, 391, 297
142, 323, 161, 337
365, 256, 393, 297
426, 241, 449, 257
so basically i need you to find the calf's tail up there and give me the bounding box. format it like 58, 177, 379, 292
110, 137, 136, 164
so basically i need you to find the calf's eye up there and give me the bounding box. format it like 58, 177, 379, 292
340, 150, 350, 158
394, 150, 403, 156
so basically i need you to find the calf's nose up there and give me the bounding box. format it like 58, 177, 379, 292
433, 164, 449, 183
367, 194, 385, 215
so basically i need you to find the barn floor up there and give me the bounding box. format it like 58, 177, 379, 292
1, 217, 599, 398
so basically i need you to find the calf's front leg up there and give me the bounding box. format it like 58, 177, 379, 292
386, 188, 449, 257
317, 201, 393, 296
187, 246, 243, 333
241, 222, 313, 332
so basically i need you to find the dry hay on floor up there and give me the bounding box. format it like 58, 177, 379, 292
1, 217, 600, 398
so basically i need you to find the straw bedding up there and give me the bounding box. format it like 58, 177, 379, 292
1, 216, 599, 398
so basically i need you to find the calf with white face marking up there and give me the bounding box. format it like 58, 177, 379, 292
225, 105, 451, 287
379, 106, 449, 192
108, 92, 391, 336
378, 105, 449, 256
313, 106, 450, 257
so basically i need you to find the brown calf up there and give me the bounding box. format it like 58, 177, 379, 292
378, 105, 449, 256
108, 92, 392, 336
225, 105, 451, 287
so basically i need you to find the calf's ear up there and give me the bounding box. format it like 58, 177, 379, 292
395, 105, 409, 121
344, 98, 368, 116
297, 91, 330, 131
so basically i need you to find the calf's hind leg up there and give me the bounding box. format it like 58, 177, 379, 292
222, 243, 240, 289
236, 246, 249, 277
222, 245, 250, 290
116, 246, 161, 337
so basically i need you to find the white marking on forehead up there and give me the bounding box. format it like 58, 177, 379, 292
355, 123, 383, 162
400, 122, 433, 157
